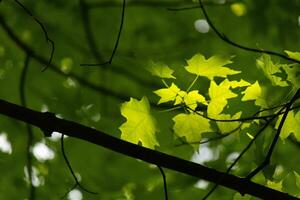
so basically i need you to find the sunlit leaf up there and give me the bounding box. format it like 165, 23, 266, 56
147, 61, 176, 79
185, 54, 240, 80
242, 81, 267, 107
257, 54, 288, 87
119, 97, 159, 149
267, 180, 283, 191
173, 113, 211, 149
285, 50, 300, 61
276, 111, 300, 141
154, 83, 181, 104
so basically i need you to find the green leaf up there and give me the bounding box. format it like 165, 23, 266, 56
147, 61, 176, 79
267, 180, 282, 191
242, 81, 267, 107
173, 113, 211, 149
184, 53, 240, 80
283, 65, 300, 88
119, 97, 159, 149
276, 111, 300, 141
233, 193, 252, 200
257, 54, 288, 87
294, 172, 300, 189
174, 90, 207, 110
208, 79, 245, 117
285, 50, 300, 61
154, 83, 181, 104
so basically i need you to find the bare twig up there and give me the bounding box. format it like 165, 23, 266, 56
14, 0, 54, 71
157, 166, 169, 200
197, 0, 300, 64
60, 134, 98, 198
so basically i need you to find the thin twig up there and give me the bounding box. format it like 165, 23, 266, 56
157, 166, 169, 200
14, 0, 54, 71
81, 0, 126, 66
202, 105, 287, 199
60, 134, 98, 197
197, 0, 300, 64
246, 89, 300, 179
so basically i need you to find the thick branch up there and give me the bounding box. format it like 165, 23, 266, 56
0, 99, 298, 200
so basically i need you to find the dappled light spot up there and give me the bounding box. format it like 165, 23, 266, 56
63, 77, 77, 88
91, 113, 101, 122
49, 131, 63, 142
41, 104, 49, 112
60, 57, 73, 74
194, 180, 209, 189
0, 133, 12, 154
32, 142, 55, 162
191, 143, 216, 164
230, 3, 247, 17
226, 152, 239, 169
24, 166, 44, 187
298, 16, 300, 26
68, 189, 83, 200
194, 19, 210, 33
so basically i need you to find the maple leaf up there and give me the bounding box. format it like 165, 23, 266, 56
147, 60, 176, 79
154, 83, 182, 104
185, 53, 240, 80
173, 113, 211, 149
276, 110, 300, 141
256, 54, 288, 87
242, 81, 267, 108
119, 97, 159, 149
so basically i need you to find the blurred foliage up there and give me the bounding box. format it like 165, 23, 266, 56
0, 0, 300, 199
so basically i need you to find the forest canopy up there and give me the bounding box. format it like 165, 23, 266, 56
0, 0, 300, 199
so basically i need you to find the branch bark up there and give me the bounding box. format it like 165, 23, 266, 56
0, 98, 298, 200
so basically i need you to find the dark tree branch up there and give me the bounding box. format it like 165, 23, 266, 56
0, 99, 298, 200
197, 0, 300, 64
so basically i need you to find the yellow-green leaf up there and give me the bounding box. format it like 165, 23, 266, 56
242, 81, 267, 107
257, 54, 288, 87
267, 180, 282, 191
147, 61, 176, 79
185, 53, 240, 80
183, 90, 207, 110
173, 113, 211, 150
208, 80, 239, 117
154, 83, 181, 104
119, 97, 159, 149
285, 50, 300, 61
276, 111, 300, 141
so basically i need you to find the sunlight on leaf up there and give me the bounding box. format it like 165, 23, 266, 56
257, 55, 288, 87
173, 113, 211, 150
120, 97, 159, 149
242, 81, 266, 107
285, 50, 300, 61
154, 83, 181, 104
147, 60, 176, 79
267, 180, 282, 191
276, 111, 300, 141
185, 53, 240, 80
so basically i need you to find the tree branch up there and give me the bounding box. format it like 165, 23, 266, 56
0, 98, 298, 200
